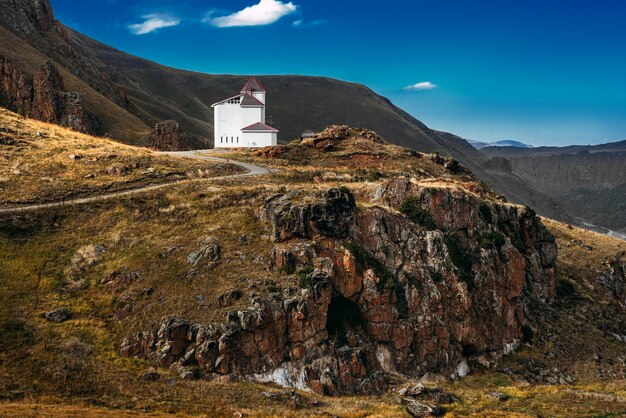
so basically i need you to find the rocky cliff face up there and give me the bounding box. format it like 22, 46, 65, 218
146, 120, 198, 151
0, 57, 97, 134
120, 181, 557, 395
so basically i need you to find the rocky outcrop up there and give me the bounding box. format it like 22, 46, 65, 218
31, 61, 98, 133
597, 252, 626, 310
121, 184, 557, 395
0, 57, 33, 115
186, 236, 221, 268
146, 120, 197, 151
263, 188, 356, 242
0, 58, 98, 134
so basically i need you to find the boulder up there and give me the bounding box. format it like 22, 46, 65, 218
45, 307, 71, 323
264, 187, 356, 242
187, 237, 221, 267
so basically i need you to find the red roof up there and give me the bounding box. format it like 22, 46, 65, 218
241, 77, 266, 93
240, 93, 264, 107
241, 122, 278, 132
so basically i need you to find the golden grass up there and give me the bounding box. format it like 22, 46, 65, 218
2, 117, 626, 416
0, 109, 242, 203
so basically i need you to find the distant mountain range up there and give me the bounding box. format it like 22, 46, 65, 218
483, 139, 626, 234
4, 0, 625, 234
468, 139, 534, 150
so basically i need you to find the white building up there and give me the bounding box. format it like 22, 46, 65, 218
211, 77, 279, 148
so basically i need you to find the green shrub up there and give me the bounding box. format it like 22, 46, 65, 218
430, 270, 443, 283
479, 231, 506, 249
556, 278, 578, 299
297, 266, 314, 288
278, 263, 296, 275
444, 235, 475, 291
345, 242, 394, 291
479, 203, 493, 224
399, 196, 437, 230
267, 284, 281, 293
524, 206, 536, 218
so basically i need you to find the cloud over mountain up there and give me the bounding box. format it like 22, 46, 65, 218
405, 81, 437, 91
128, 14, 180, 35
205, 0, 297, 28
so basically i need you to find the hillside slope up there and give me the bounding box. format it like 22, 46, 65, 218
2, 124, 626, 416
483, 141, 626, 233
0, 0, 578, 227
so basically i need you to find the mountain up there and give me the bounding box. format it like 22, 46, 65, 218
0, 0, 576, 225
482, 139, 626, 158
483, 139, 626, 233
468, 139, 534, 150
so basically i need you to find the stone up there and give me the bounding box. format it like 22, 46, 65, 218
45, 307, 71, 323
217, 289, 243, 307
179, 368, 195, 380
106, 162, 139, 176
406, 401, 436, 417
141, 371, 161, 382
488, 391, 509, 401
187, 237, 221, 267
264, 188, 356, 242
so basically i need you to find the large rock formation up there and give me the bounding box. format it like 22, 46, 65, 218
0, 57, 98, 134
146, 120, 197, 151
120, 183, 557, 395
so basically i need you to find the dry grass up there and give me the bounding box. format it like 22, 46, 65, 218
2, 118, 626, 416
0, 109, 242, 204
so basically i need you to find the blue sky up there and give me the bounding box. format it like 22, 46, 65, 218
51, 0, 626, 146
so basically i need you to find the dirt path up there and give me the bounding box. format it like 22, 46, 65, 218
0, 150, 269, 214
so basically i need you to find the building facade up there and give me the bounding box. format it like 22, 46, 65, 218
211, 77, 278, 148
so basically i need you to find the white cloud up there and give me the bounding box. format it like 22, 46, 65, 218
292, 19, 326, 28
205, 0, 298, 28
404, 81, 437, 91
128, 14, 180, 35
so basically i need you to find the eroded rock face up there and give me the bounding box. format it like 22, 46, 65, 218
121, 182, 557, 395
0, 58, 98, 134
263, 188, 356, 242
147, 120, 196, 151
598, 252, 626, 310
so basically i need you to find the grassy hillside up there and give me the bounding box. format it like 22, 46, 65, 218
2, 124, 626, 416
0, 109, 242, 204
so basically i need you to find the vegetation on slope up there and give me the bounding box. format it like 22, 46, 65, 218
0, 109, 242, 204
1, 117, 626, 416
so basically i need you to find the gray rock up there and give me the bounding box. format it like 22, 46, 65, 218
186, 236, 221, 267
45, 307, 71, 323
217, 289, 243, 307
488, 391, 509, 401
141, 371, 160, 382
179, 368, 195, 380
406, 401, 435, 417
263, 187, 356, 242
